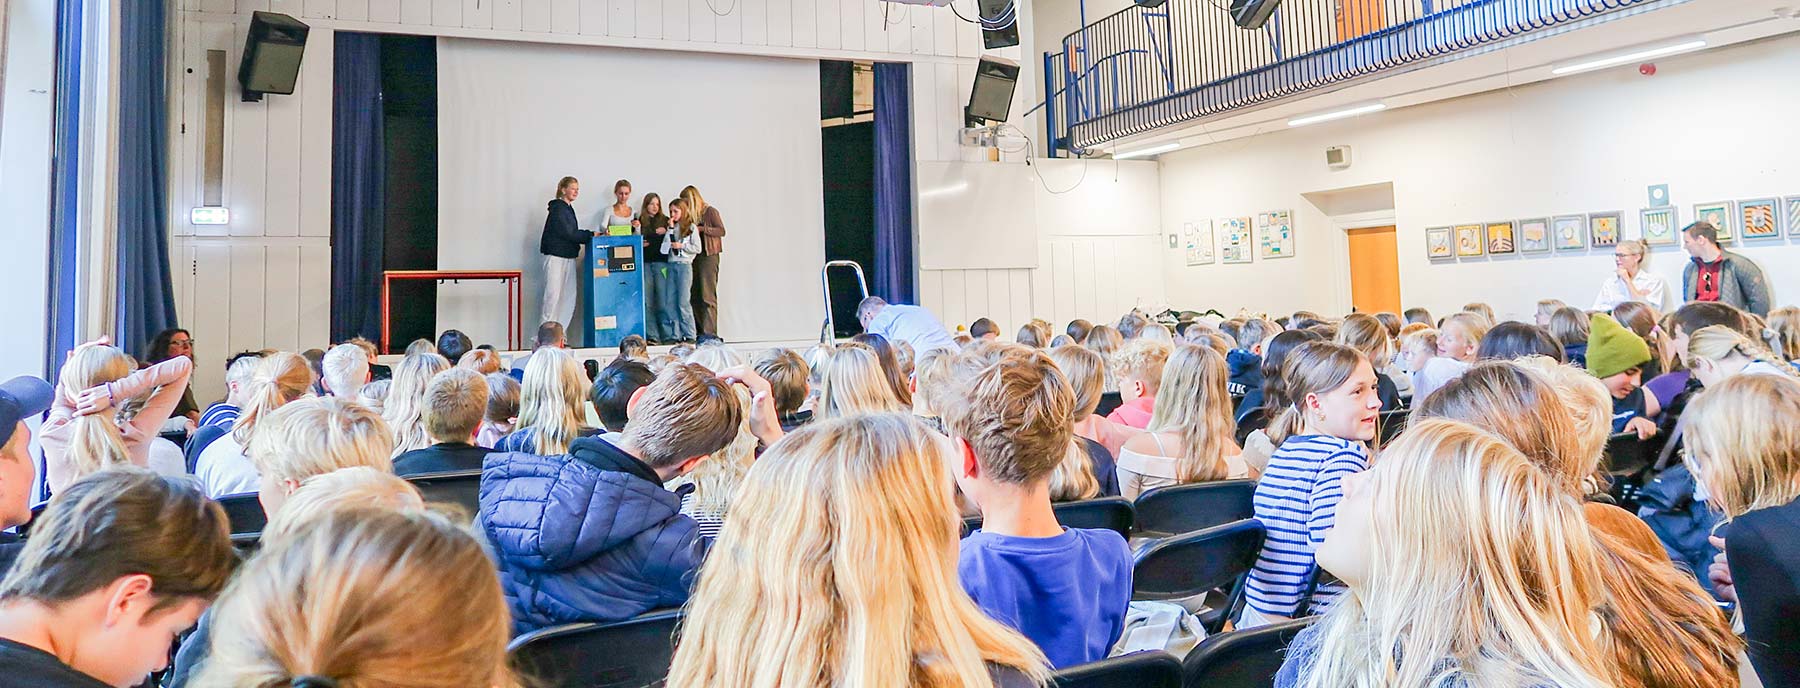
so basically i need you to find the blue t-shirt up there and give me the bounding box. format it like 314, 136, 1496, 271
1246, 435, 1368, 617
959, 527, 1133, 669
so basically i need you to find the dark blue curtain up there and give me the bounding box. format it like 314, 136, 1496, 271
872, 62, 916, 303
46, 0, 84, 382
115, 0, 180, 359
331, 33, 386, 343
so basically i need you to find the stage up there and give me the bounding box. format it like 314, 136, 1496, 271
374, 338, 826, 369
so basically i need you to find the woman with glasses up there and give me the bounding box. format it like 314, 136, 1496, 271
1593, 239, 1669, 312
145, 328, 201, 427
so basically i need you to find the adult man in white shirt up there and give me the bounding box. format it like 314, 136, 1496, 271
857, 297, 958, 355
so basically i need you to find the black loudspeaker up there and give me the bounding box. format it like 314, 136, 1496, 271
1230, 0, 1283, 29
965, 55, 1019, 127
239, 11, 309, 102
978, 0, 1020, 49
1134, 0, 1168, 7
819, 60, 855, 120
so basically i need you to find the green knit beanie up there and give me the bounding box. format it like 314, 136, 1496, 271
1586, 313, 1652, 379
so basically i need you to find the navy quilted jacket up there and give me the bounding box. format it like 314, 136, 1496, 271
479, 437, 706, 636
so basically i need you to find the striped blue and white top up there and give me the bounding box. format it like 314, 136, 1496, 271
1245, 434, 1369, 618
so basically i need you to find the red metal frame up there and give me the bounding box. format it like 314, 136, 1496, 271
380, 270, 522, 353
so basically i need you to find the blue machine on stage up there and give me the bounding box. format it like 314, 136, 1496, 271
579, 234, 647, 348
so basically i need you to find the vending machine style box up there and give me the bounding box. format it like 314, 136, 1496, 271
580, 235, 646, 348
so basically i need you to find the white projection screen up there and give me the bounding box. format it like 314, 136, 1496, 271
436, 38, 826, 347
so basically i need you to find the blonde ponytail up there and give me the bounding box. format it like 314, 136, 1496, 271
383, 352, 453, 456
1048, 438, 1100, 501
58, 345, 135, 478
232, 353, 317, 448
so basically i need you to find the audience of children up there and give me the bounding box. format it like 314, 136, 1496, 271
13, 287, 1800, 687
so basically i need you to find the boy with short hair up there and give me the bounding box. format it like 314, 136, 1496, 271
0, 376, 53, 575
320, 342, 371, 400
394, 368, 493, 476
0, 469, 236, 687
589, 359, 657, 433
751, 348, 812, 432
1228, 318, 1274, 398
970, 317, 1001, 341
1106, 338, 1172, 429
946, 346, 1132, 669
1586, 313, 1660, 439
482, 363, 745, 634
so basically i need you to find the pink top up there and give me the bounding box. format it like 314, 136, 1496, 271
40, 356, 193, 494
1106, 396, 1156, 430
1071, 414, 1139, 458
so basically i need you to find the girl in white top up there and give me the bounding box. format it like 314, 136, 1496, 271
1593, 239, 1670, 311
196, 352, 316, 497
1116, 344, 1247, 499
603, 178, 638, 234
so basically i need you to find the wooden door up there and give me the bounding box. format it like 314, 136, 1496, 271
1337, 0, 1388, 40
1346, 226, 1401, 314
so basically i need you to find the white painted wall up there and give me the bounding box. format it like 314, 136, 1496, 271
1158, 33, 1800, 323
0, 0, 54, 380
435, 38, 826, 344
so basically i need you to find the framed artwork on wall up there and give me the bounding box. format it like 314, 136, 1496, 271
1257, 210, 1296, 259
1426, 227, 1453, 259
1784, 196, 1800, 236
1485, 221, 1516, 255
1552, 215, 1587, 251
1640, 207, 1678, 246
1694, 201, 1735, 243
1183, 221, 1216, 265
1740, 198, 1779, 239
1219, 217, 1254, 264
1454, 224, 1484, 257
1588, 212, 1621, 248
1516, 218, 1550, 253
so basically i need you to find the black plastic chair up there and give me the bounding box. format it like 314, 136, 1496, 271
963, 497, 1135, 540
1132, 519, 1265, 632
1051, 650, 1182, 688
406, 469, 482, 515
1376, 408, 1409, 445
1181, 617, 1316, 687
1604, 432, 1654, 508
1233, 407, 1267, 446
1133, 480, 1256, 538
214, 492, 268, 537
508, 608, 683, 688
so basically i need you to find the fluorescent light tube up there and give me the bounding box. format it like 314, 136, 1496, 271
1551, 40, 1707, 76
1287, 103, 1387, 128
1114, 143, 1181, 159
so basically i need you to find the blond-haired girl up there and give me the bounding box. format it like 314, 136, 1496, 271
668, 414, 1049, 687
195, 352, 314, 497
382, 351, 451, 456
41, 337, 193, 493
496, 347, 593, 455
1115, 344, 1245, 499
816, 345, 909, 419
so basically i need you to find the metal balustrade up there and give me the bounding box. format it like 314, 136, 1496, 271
1044, 0, 1689, 154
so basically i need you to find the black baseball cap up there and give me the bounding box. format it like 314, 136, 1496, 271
0, 376, 55, 447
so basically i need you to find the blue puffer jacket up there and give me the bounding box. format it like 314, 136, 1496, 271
480, 437, 706, 636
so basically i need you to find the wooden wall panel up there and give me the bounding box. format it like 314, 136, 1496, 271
400, 0, 432, 25
338, 0, 369, 21
368, 0, 401, 23
299, 245, 333, 348
523, 0, 554, 32
263, 246, 303, 351
298, 31, 334, 237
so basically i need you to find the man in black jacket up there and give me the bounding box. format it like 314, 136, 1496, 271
540, 177, 593, 331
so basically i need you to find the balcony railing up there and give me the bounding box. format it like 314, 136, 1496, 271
1044, 0, 1685, 154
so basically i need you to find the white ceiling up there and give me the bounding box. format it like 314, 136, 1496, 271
1096, 0, 1800, 157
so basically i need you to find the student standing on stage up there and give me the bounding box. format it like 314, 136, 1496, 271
680, 186, 726, 338
639, 193, 671, 344
540, 176, 593, 331
660, 199, 702, 344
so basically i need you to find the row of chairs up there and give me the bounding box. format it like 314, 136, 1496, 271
508, 603, 1316, 688
962, 479, 1260, 541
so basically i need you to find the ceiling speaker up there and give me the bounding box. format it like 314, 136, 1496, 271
239, 11, 309, 102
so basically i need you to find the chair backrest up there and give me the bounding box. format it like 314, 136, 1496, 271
1181, 617, 1317, 687
963, 497, 1135, 540
509, 608, 683, 688
1052, 650, 1183, 688
1376, 408, 1409, 445
1234, 407, 1267, 446
1133, 480, 1256, 537
406, 469, 482, 515
1132, 519, 1264, 602
214, 492, 268, 536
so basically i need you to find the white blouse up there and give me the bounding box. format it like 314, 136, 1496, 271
1593, 270, 1670, 312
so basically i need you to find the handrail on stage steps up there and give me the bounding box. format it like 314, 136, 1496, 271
820, 261, 869, 345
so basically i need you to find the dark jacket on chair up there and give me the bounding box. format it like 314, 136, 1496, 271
393, 442, 492, 476
539, 198, 593, 259
480, 437, 706, 636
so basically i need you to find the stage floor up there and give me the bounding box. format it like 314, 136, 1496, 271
375, 338, 825, 367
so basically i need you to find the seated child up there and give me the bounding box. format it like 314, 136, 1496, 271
946, 346, 1132, 668
1105, 338, 1173, 429
480, 363, 742, 634
475, 372, 519, 448
751, 348, 813, 432
1412, 313, 1486, 403
1586, 313, 1659, 439
589, 359, 656, 434
393, 368, 493, 476
0, 470, 235, 687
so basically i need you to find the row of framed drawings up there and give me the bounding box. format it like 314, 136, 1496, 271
1426, 196, 1800, 259
1182, 211, 1296, 266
